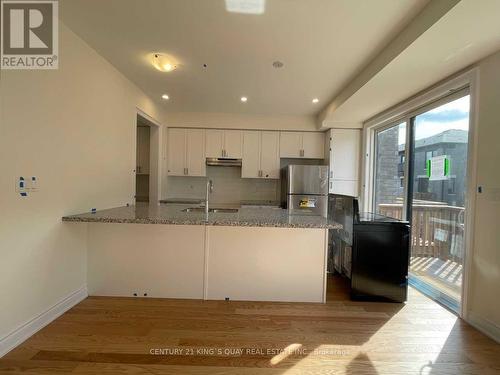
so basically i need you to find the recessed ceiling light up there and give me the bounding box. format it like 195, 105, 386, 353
272, 61, 284, 68
225, 0, 266, 14
161, 94, 169, 100
152, 53, 177, 72
240, 97, 248, 102
312, 98, 319, 103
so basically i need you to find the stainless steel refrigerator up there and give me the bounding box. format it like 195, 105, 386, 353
281, 165, 329, 217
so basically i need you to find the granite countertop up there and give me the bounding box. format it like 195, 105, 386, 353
62, 203, 342, 229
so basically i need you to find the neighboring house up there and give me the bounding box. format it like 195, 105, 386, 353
376, 129, 468, 209
409, 129, 468, 207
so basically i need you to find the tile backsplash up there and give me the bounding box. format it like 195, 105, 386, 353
166, 166, 279, 205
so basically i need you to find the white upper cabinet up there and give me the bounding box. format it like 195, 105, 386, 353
167, 128, 206, 177
326, 128, 360, 196
279, 131, 325, 159
205, 129, 224, 158
279, 132, 302, 158
242, 130, 280, 179
205, 129, 243, 158
302, 132, 325, 159
223, 130, 243, 158
260, 131, 280, 179
186, 129, 206, 177
167, 128, 186, 176
241, 131, 260, 178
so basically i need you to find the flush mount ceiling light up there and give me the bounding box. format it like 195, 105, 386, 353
225, 0, 266, 14
312, 98, 319, 103
161, 94, 169, 100
240, 96, 248, 102
151, 53, 177, 72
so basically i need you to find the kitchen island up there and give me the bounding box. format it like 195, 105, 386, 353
63, 204, 341, 303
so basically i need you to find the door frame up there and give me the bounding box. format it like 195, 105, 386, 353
361, 68, 479, 318
136, 109, 163, 205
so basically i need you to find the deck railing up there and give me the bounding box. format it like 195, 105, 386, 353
378, 201, 465, 262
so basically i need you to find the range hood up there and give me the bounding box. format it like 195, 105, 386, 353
206, 157, 242, 167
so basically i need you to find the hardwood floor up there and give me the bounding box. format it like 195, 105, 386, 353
1, 275, 499, 374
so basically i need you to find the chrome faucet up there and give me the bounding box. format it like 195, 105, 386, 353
205, 179, 213, 215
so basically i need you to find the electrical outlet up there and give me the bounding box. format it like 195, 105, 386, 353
28, 176, 38, 192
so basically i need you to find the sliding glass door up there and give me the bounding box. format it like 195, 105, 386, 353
373, 91, 470, 313
408, 94, 470, 312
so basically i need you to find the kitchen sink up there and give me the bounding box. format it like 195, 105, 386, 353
211, 208, 239, 213
182, 207, 239, 213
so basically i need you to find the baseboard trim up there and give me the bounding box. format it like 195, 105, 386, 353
467, 312, 500, 343
0, 286, 88, 358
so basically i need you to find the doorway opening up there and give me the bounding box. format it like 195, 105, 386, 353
136, 112, 161, 204
136, 122, 150, 202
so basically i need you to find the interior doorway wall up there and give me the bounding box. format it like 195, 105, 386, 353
136, 124, 150, 202
136, 111, 161, 204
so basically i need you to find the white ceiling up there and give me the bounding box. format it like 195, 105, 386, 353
323, 0, 500, 125
60, 0, 429, 116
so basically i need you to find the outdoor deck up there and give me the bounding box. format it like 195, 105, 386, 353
409, 256, 462, 303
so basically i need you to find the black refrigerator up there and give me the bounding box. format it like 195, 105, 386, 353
328, 195, 410, 303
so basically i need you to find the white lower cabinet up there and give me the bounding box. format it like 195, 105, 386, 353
206, 226, 327, 303
242, 130, 279, 179
87, 223, 205, 298
86, 223, 328, 303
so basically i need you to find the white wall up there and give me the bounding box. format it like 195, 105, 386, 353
467, 50, 500, 338
165, 112, 317, 131
0, 22, 165, 346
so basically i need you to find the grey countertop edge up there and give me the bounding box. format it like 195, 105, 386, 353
61, 216, 340, 229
